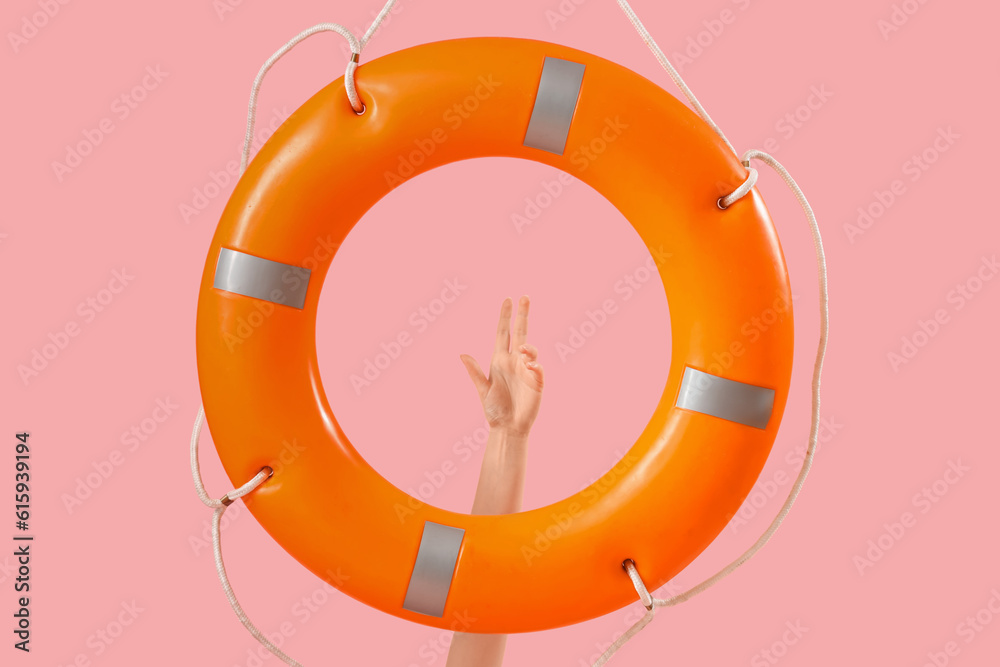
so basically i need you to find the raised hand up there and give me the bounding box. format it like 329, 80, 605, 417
459, 296, 544, 438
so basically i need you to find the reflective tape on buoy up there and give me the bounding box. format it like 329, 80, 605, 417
213, 248, 311, 309
523, 56, 586, 155
402, 522, 465, 618
676, 367, 775, 429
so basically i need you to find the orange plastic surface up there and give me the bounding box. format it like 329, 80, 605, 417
195, 37, 794, 633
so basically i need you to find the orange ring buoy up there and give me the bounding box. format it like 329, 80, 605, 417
196, 36, 794, 633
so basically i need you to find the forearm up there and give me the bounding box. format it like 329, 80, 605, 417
445, 427, 528, 667
470, 427, 529, 516
445, 630, 507, 667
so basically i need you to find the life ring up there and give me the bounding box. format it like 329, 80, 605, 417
196, 36, 794, 633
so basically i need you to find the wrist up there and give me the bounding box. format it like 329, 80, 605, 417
490, 425, 530, 446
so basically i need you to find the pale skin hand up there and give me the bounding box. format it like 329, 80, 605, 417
446, 296, 544, 667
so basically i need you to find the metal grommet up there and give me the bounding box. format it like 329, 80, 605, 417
716, 196, 729, 210
354, 102, 367, 116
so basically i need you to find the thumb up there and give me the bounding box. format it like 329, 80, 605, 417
459, 354, 489, 402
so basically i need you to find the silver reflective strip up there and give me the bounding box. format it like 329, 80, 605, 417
676, 367, 775, 430
212, 248, 311, 310
402, 521, 465, 618
523, 56, 586, 155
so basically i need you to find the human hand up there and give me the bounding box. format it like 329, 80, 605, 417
459, 296, 544, 438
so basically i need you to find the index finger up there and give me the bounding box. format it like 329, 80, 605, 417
512, 295, 530, 349
494, 297, 513, 355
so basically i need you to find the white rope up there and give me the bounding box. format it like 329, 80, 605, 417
622, 559, 654, 610
589, 3, 831, 664
239, 0, 399, 173
592, 149, 828, 664
359, 0, 399, 49
592, 610, 656, 667
641, 150, 827, 611
588, 560, 657, 666
614, 0, 760, 204
614, 0, 737, 157
719, 167, 758, 209
190, 406, 272, 510
191, 405, 295, 664
196, 5, 399, 664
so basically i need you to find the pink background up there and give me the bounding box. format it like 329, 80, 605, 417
3, 0, 998, 665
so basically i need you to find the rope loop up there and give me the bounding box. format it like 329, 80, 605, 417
220, 465, 272, 506
241, 23, 361, 174
191, 402, 299, 665
589, 3, 830, 664
719, 167, 759, 209
239, 1, 399, 173
591, 561, 658, 667
622, 559, 654, 610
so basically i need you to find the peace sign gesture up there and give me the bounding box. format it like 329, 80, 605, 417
459, 296, 544, 438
